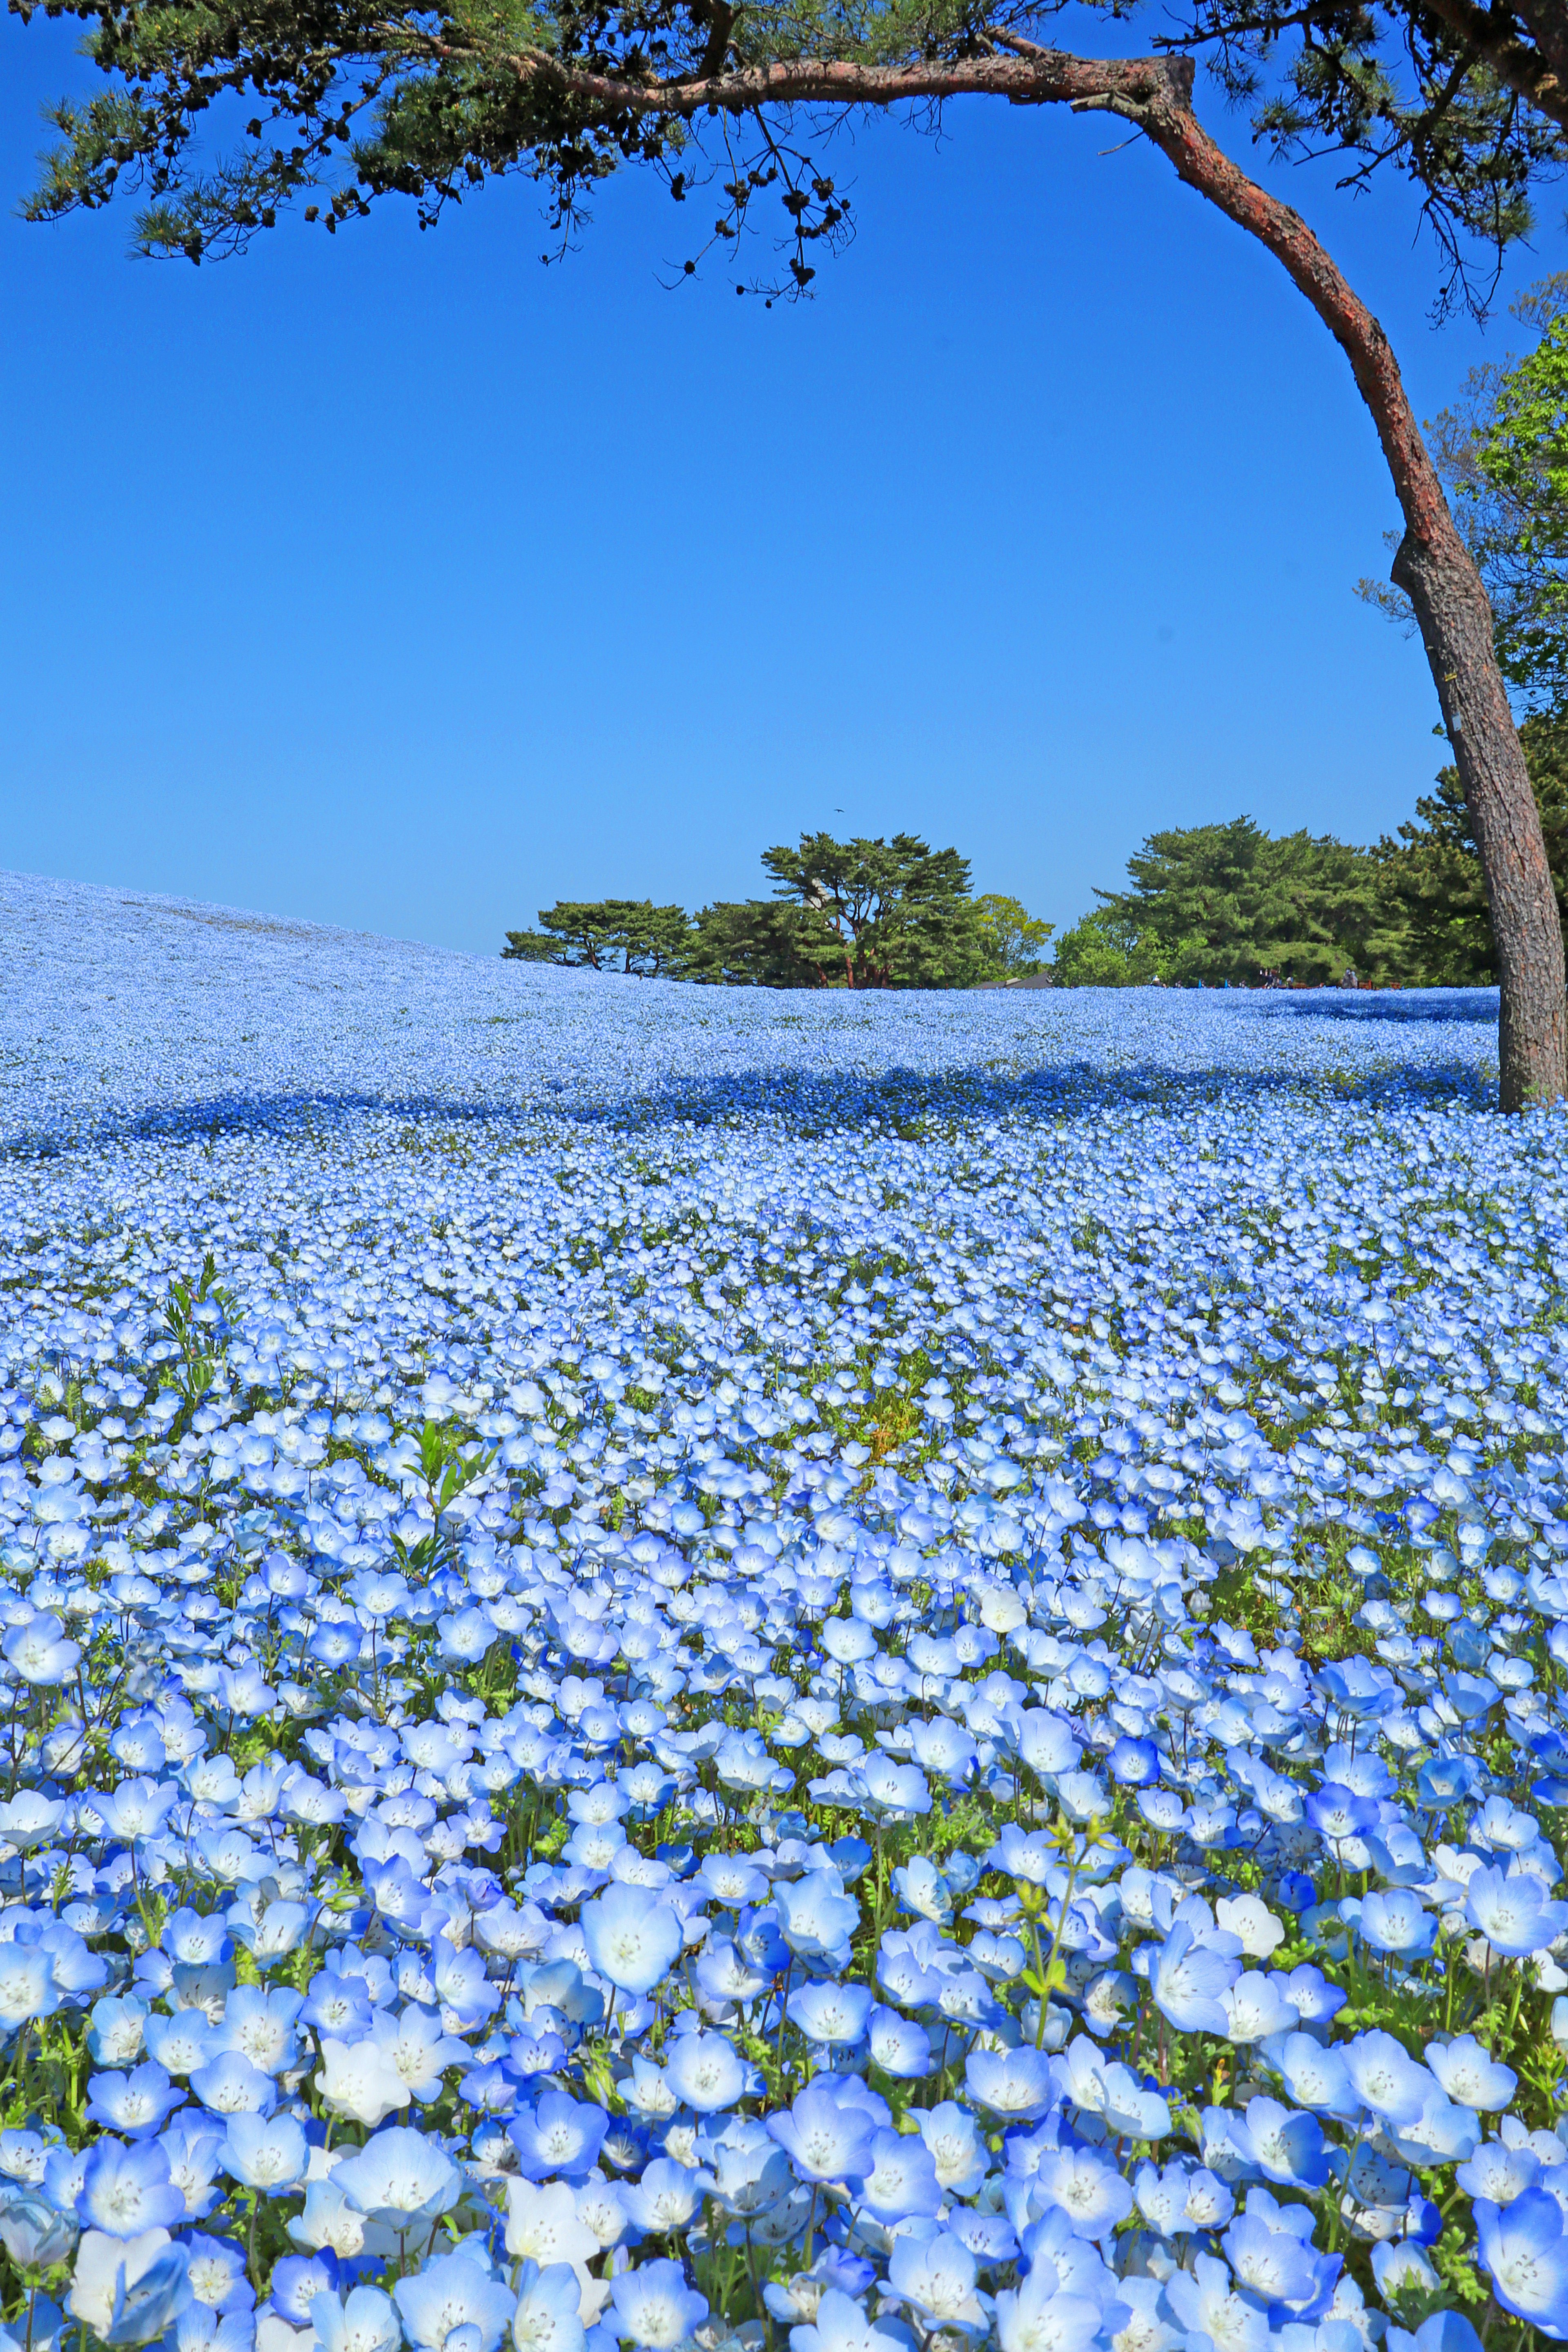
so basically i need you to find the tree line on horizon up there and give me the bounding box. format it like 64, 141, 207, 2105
502, 712, 1568, 990
508, 285, 1568, 994
503, 835, 1053, 990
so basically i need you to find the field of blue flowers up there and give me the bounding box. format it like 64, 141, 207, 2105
0, 866, 1564, 2352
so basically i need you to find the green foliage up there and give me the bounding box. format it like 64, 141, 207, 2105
758, 831, 986, 988
503, 900, 693, 975
1365, 281, 1568, 707
1055, 817, 1407, 986
10, 0, 1565, 330
160, 1251, 238, 1411
972, 891, 1054, 976
686, 898, 809, 988
1051, 906, 1166, 987
1376, 710, 1568, 982
530, 835, 991, 989
1467, 293, 1568, 706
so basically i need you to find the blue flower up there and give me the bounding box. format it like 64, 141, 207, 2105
393, 2251, 517, 2352
1148, 1921, 1238, 2036
579, 1884, 683, 1997
963, 2044, 1055, 2122
1477, 2190, 1568, 2336
510, 2261, 587, 2352
766, 2078, 879, 2183
608, 2258, 707, 2351
76, 2140, 187, 2238
852, 2129, 942, 2224
788, 2289, 904, 2352
508, 2092, 609, 2183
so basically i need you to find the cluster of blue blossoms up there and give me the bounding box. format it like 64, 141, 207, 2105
0, 875, 1566, 2352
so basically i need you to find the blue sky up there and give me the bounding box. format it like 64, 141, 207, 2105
1, 12, 1563, 956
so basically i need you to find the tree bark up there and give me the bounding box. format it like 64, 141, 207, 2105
516, 38, 1568, 1097
1122, 79, 1568, 1107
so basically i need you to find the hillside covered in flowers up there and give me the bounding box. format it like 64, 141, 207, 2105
0, 868, 1561, 2352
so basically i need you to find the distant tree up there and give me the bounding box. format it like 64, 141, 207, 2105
973, 894, 1055, 978
760, 833, 984, 989
500, 930, 562, 964
1377, 713, 1568, 980
687, 900, 808, 987
1058, 818, 1407, 985
503, 900, 692, 974
1051, 909, 1166, 987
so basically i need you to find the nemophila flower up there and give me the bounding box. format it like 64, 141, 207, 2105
1164, 2252, 1272, 2352
866, 2005, 933, 2078
1221, 1973, 1299, 2044
310, 2288, 403, 2352
1263, 2032, 1359, 2119
767, 2078, 878, 2183
156, 2125, 226, 2225
331, 2128, 461, 2228
993, 2270, 1104, 2352
393, 2252, 516, 2352
1358, 1888, 1437, 1958
502, 2181, 601, 2277
182, 2235, 253, 2314
76, 2141, 187, 2238
68, 2229, 192, 2345
620, 2157, 710, 2236
1033, 2147, 1137, 2238
167, 2307, 252, 2352
1428, 2035, 1518, 2110
1340, 2033, 1434, 2127
851, 2129, 942, 2225
964, 2042, 1055, 2121
885, 2232, 987, 2333
0, 1944, 58, 2031
787, 1980, 872, 2048
1466, 1865, 1568, 1958
85, 2063, 184, 2141
1372, 2239, 1441, 2301
659, 2027, 752, 2111
217, 2111, 308, 2191
608, 2258, 706, 2351
1476, 2190, 1568, 2336
788, 2289, 904, 2352
3, 1613, 80, 1686
1459, 2140, 1542, 2203
189, 2046, 280, 2122
1148, 1922, 1238, 2036
510, 2263, 587, 2352
890, 1856, 951, 1922
0, 2194, 77, 2272
579, 1884, 682, 1997
0, 1792, 67, 1849
1222, 2207, 1332, 2312
1387, 2317, 1486, 2352
508, 2091, 609, 2182
315, 2038, 411, 2128
270, 2255, 340, 2326
696, 2115, 792, 2219
773, 1874, 859, 1967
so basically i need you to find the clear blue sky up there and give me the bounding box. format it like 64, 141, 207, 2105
1, 10, 1563, 954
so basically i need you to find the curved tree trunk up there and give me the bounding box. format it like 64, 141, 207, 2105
1127, 76, 1568, 1108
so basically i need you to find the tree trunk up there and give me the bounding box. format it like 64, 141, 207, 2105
1391, 530, 1567, 1102
1131, 80, 1568, 1108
